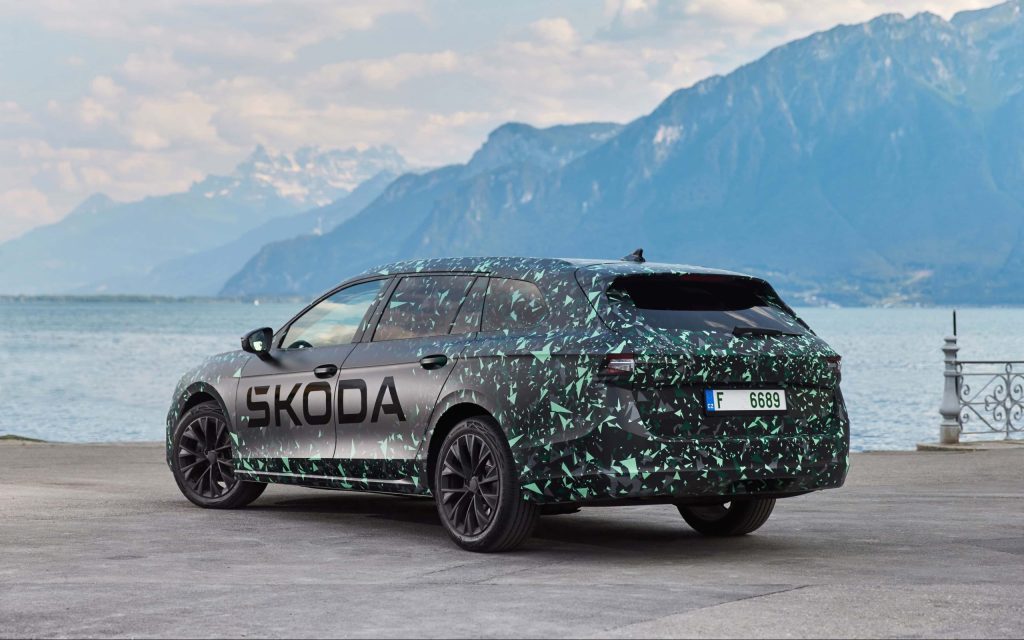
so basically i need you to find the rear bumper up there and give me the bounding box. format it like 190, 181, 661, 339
518, 433, 849, 504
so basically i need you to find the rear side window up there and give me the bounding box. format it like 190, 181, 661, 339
374, 275, 475, 341
482, 278, 548, 332
606, 275, 805, 335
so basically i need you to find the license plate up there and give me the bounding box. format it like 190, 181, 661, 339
705, 389, 787, 413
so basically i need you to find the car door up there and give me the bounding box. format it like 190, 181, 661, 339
233, 278, 389, 461
336, 273, 479, 479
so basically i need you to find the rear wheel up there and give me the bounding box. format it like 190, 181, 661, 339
433, 416, 538, 552
171, 401, 265, 509
677, 498, 775, 536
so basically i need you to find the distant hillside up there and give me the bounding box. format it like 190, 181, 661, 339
101, 171, 399, 296
223, 1, 1024, 305
0, 146, 408, 294
222, 122, 623, 296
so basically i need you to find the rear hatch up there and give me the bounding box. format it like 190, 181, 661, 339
577, 267, 843, 439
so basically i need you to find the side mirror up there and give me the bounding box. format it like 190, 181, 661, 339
241, 327, 274, 357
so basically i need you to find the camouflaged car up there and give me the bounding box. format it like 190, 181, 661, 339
167, 252, 849, 552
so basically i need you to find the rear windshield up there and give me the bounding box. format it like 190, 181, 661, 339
605, 275, 805, 335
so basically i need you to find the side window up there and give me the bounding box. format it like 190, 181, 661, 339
482, 278, 548, 332
373, 275, 474, 341
280, 279, 386, 349
450, 277, 486, 335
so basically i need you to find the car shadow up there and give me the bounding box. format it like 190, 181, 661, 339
252, 491, 441, 525
246, 490, 801, 557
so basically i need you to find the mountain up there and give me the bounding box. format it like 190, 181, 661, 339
223, 1, 1024, 305
0, 145, 407, 294
100, 171, 400, 296
465, 122, 624, 174
222, 122, 623, 295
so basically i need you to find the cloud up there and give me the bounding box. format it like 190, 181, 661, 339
78, 97, 116, 127
684, 0, 789, 26
121, 50, 201, 89
530, 18, 579, 46
126, 92, 220, 151
13, 140, 208, 205
601, 0, 996, 41
89, 76, 124, 100
0, 187, 57, 240
0, 0, 1002, 242
0, 101, 34, 127
306, 51, 461, 91
1, 0, 424, 63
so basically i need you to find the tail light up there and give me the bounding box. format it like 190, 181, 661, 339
825, 355, 842, 382
599, 353, 636, 376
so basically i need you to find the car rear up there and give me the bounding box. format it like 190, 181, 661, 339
565, 265, 849, 501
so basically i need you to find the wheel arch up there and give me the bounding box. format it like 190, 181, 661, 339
422, 390, 500, 494
166, 382, 232, 465
177, 382, 231, 420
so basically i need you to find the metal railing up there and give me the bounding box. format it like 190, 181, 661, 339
957, 360, 1024, 438
938, 332, 1024, 444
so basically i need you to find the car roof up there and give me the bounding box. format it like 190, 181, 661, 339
361, 256, 605, 280
359, 256, 753, 282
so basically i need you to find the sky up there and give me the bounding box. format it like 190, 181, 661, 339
0, 0, 998, 242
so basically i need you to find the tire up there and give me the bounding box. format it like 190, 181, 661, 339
433, 416, 538, 552
171, 401, 266, 509
677, 497, 776, 536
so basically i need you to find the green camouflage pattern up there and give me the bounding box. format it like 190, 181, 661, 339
167, 257, 849, 504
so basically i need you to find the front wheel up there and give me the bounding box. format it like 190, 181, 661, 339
677, 498, 775, 536
433, 416, 538, 552
171, 401, 266, 509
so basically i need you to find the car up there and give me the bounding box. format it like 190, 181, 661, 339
167, 251, 849, 552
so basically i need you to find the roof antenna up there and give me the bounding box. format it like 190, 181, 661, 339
622, 248, 645, 263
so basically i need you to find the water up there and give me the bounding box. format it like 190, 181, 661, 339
1, 299, 1022, 449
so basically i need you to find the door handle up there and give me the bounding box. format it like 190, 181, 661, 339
313, 364, 338, 378
419, 354, 448, 370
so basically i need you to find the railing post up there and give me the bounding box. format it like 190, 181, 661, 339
939, 335, 961, 444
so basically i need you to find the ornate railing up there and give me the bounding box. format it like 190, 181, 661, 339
938, 334, 1024, 443
956, 361, 1024, 437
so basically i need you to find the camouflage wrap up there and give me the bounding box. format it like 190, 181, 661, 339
167, 257, 849, 505
165, 350, 251, 466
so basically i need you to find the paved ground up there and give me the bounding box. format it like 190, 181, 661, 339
1, 442, 1022, 639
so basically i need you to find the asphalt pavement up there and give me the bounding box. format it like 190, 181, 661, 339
1, 441, 1022, 638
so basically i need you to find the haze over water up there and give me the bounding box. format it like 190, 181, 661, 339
1, 299, 1021, 450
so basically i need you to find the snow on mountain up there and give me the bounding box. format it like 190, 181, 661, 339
193, 145, 407, 207
0, 146, 409, 294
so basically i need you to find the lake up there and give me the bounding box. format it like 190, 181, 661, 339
1, 299, 1021, 450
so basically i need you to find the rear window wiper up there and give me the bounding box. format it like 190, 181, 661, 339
732, 326, 801, 337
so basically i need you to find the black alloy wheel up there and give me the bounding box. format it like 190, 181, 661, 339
171, 401, 266, 509
439, 432, 500, 536
178, 413, 236, 499
433, 416, 538, 552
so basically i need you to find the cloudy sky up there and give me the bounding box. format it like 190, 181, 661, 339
0, 0, 996, 241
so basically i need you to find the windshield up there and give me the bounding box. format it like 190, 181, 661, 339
605, 275, 806, 335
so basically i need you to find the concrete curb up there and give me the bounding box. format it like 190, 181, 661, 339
916, 439, 1024, 452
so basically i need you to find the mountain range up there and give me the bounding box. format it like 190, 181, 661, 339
5, 0, 1024, 305
0, 146, 407, 294
223, 0, 1024, 305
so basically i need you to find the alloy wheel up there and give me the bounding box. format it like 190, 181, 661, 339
177, 414, 237, 499
439, 431, 500, 537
